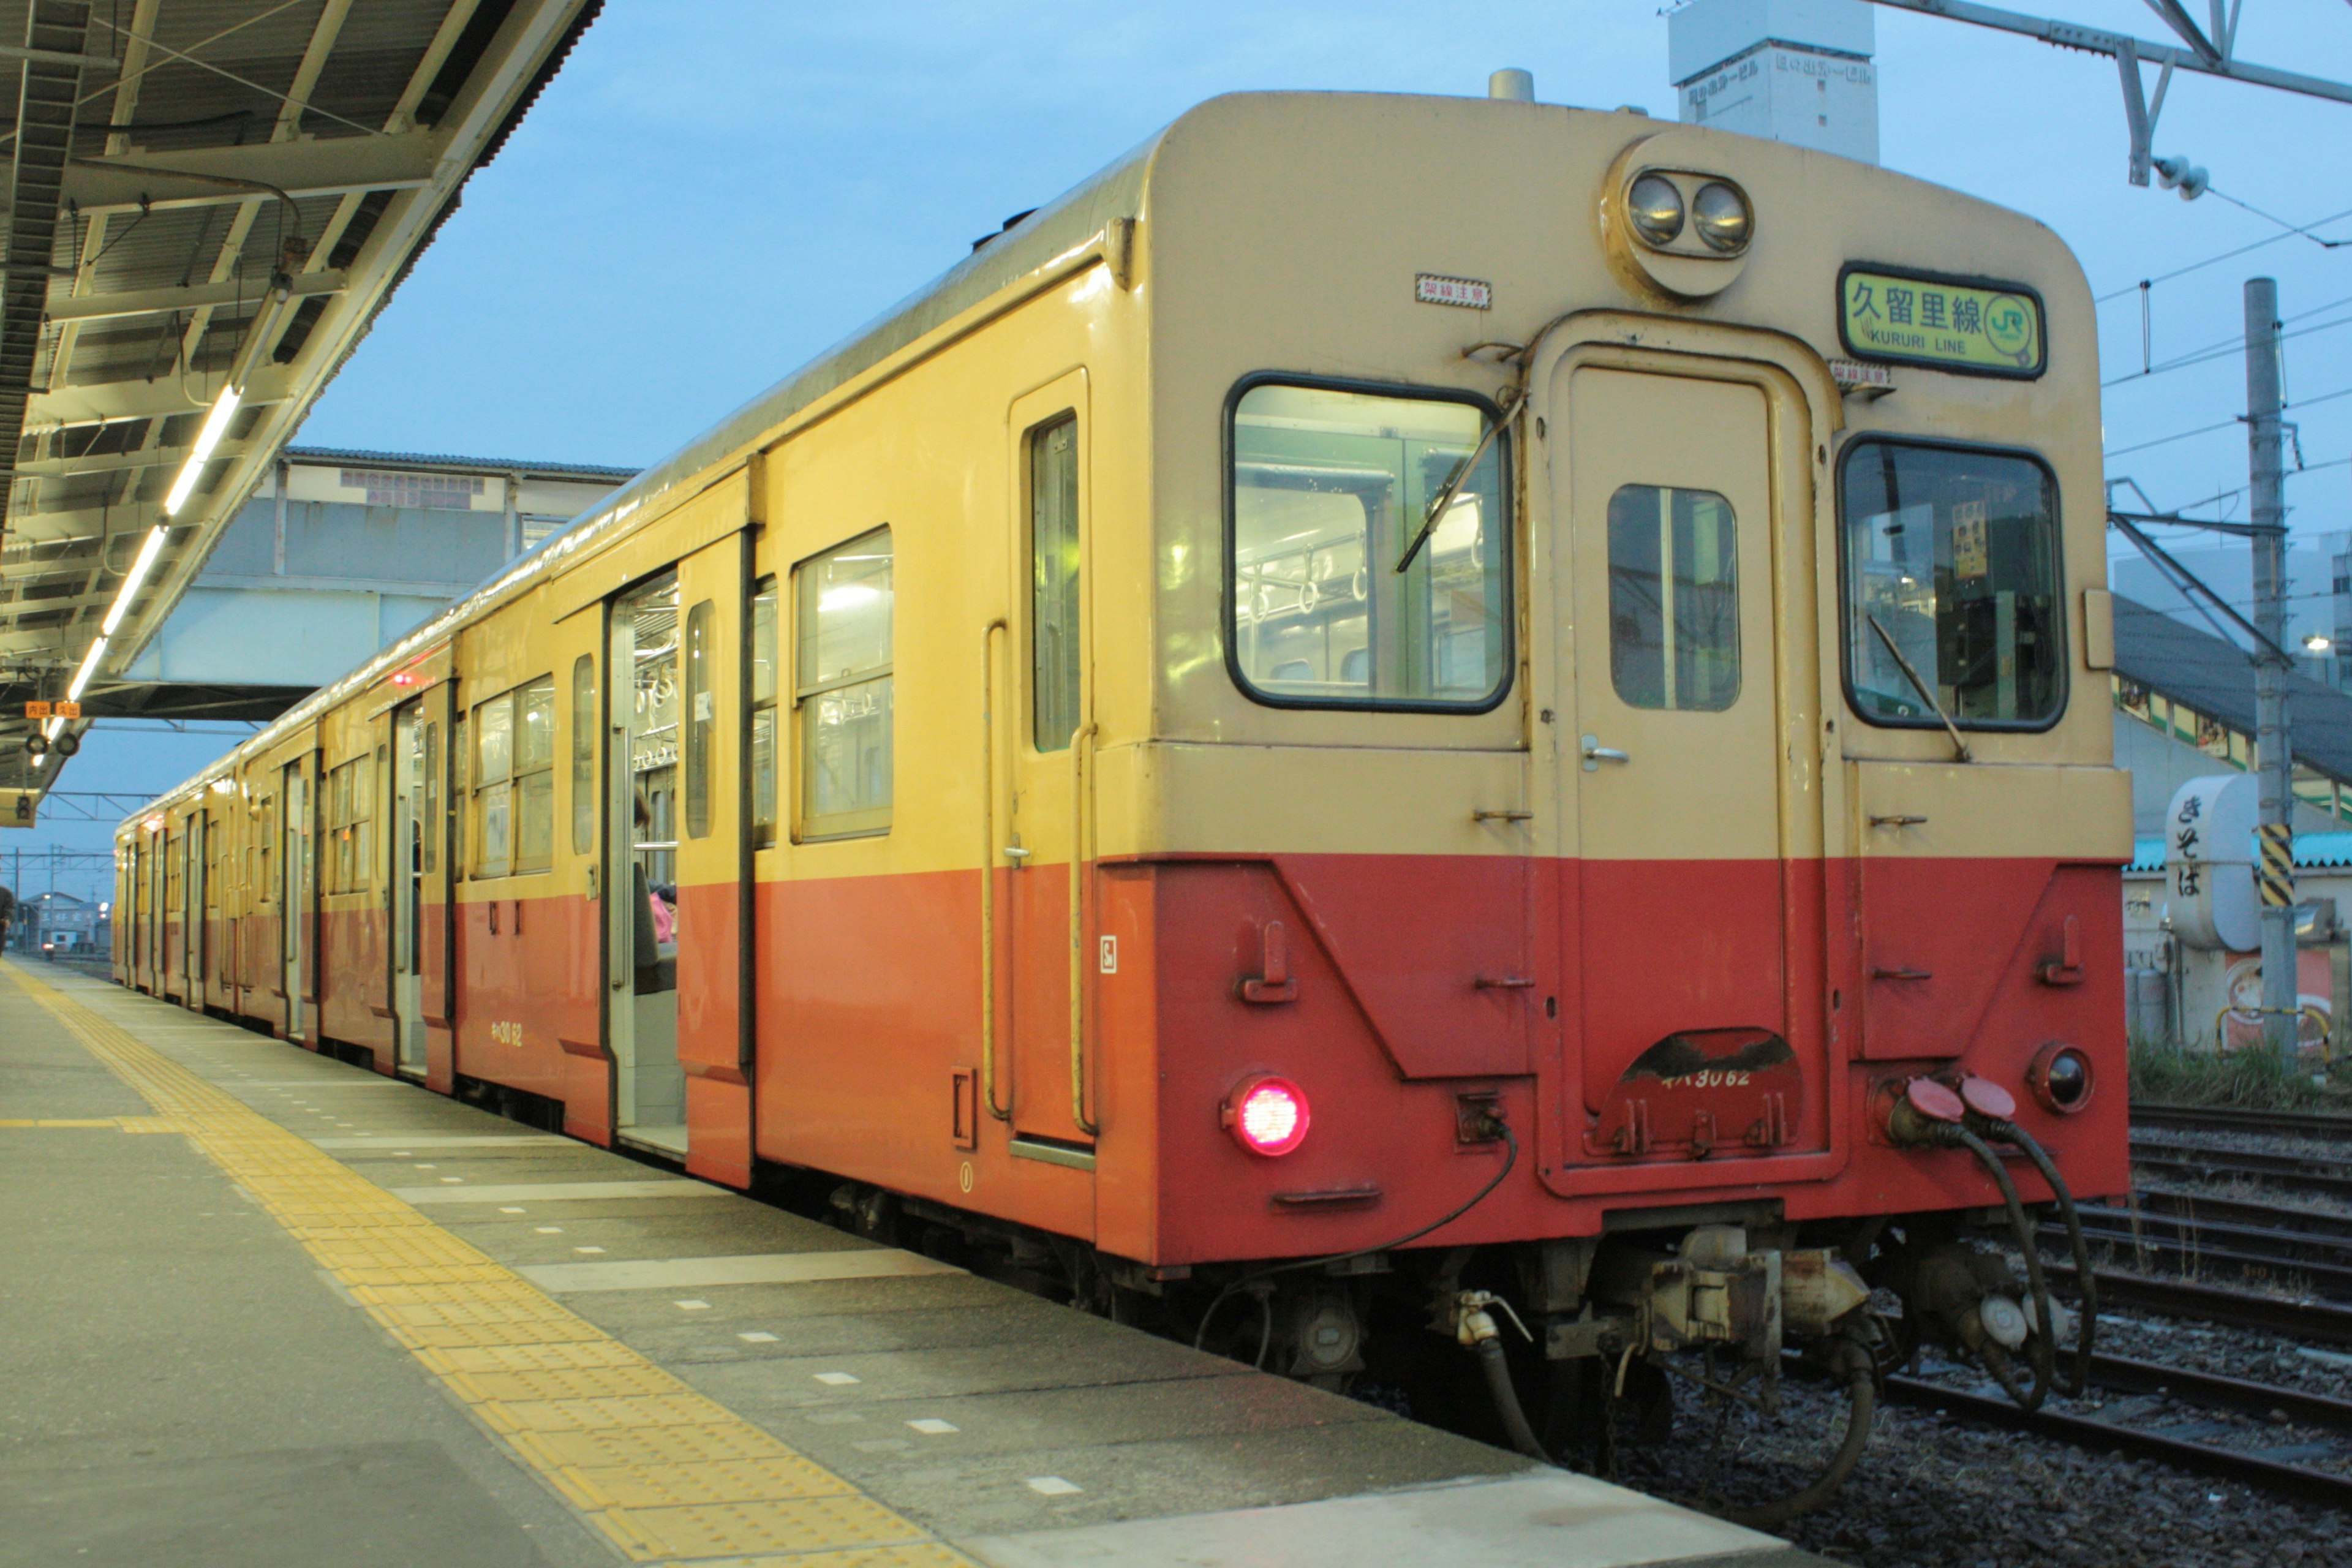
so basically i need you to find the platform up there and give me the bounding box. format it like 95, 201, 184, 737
0, 960, 1828, 1568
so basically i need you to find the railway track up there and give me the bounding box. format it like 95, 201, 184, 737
2062, 1197, 2352, 1300
2130, 1136, 2352, 1204
1887, 1351, 2352, 1510
2133, 1101, 2352, 1142
2043, 1262, 2352, 1345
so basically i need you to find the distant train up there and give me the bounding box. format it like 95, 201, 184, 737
118, 90, 2127, 1517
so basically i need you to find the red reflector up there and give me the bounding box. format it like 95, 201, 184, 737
1226, 1076, 1310, 1156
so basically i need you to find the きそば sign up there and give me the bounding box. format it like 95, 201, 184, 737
1838, 266, 2044, 378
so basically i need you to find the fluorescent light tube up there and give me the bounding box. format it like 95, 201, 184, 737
162, 385, 241, 517
103, 526, 168, 635
67, 634, 108, 701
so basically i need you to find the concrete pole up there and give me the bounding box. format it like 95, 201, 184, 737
2247, 276, 2297, 1056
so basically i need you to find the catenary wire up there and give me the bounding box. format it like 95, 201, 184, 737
2095, 205, 2352, 306
2103, 382, 2352, 459
2104, 299, 2352, 388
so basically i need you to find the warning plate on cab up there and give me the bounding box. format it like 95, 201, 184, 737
1838, 264, 2043, 379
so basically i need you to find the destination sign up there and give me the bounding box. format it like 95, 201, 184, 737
1838, 266, 2044, 378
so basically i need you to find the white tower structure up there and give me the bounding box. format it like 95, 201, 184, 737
1670, 0, 1880, 165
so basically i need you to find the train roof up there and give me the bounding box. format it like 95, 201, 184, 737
121, 117, 1165, 830
122, 89, 2072, 831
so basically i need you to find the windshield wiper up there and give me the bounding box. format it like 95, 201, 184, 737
1394, 391, 1523, 575
1865, 612, 1971, 763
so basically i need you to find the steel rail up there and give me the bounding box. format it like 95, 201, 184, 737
2109, 1187, 2352, 1243
2073, 1205, 2352, 1267
2131, 1140, 2352, 1203
2086, 1352, 2352, 1434
2049, 1220, 2352, 1300
1883, 1374, 2352, 1512
2045, 1264, 2352, 1346
2133, 1102, 2352, 1142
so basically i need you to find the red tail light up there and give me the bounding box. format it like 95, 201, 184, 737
1225, 1076, 1309, 1156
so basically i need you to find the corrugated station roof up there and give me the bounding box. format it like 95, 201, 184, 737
2131, 832, 2352, 874
284, 445, 638, 480
0, 0, 603, 793
2113, 592, 2352, 785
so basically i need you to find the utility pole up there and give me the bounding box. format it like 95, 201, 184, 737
2247, 276, 2296, 1057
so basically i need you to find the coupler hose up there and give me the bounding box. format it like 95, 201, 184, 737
1947, 1123, 2057, 1412
1720, 1334, 1879, 1531
1472, 1332, 1550, 1462
1981, 1117, 2097, 1399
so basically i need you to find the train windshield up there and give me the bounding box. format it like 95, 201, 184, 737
1230, 382, 1509, 709
1841, 439, 2063, 729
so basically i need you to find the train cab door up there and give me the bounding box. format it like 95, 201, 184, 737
390, 700, 428, 1076
1551, 357, 1827, 1164
608, 571, 687, 1156
282, 760, 314, 1043
1003, 395, 1099, 1171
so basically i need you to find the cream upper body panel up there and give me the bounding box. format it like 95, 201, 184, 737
1136, 91, 2108, 858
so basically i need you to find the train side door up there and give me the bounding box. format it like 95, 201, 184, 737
282, 760, 313, 1042
184, 810, 205, 1006
1554, 361, 1825, 1160
390, 700, 428, 1074
608, 571, 686, 1154
1004, 394, 1099, 1165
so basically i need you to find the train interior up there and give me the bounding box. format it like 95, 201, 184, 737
614, 570, 686, 1155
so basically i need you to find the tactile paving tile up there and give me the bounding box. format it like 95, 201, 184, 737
508, 1424, 806, 1472
473, 1394, 737, 1435
549, 1456, 854, 1510
416, 1340, 649, 1376
11, 970, 976, 1568
597, 1496, 930, 1561
687, 1548, 976, 1568
448, 1364, 688, 1404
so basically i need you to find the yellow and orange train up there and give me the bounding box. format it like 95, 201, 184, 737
118, 91, 2128, 1498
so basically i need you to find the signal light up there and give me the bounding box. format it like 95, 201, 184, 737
2026, 1042, 2094, 1114
1223, 1075, 1309, 1156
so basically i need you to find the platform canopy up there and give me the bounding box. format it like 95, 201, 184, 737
0, 0, 600, 791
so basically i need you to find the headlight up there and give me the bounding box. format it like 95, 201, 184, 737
1626, 174, 1684, 247
1692, 180, 1752, 252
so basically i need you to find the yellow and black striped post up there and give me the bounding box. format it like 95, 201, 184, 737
2259, 821, 2296, 908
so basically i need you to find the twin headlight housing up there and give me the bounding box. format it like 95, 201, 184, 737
1624, 171, 1754, 255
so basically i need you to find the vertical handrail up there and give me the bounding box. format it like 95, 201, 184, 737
979, 619, 1012, 1120
1069, 720, 1099, 1136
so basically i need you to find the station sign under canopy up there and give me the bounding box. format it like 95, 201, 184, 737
1838, 264, 2045, 379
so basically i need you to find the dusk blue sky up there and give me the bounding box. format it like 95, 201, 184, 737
295, 0, 2352, 526
12, 1, 2352, 905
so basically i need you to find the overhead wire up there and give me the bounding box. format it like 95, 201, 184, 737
2103, 291, 2352, 388
2103, 382, 2352, 459
2095, 205, 2352, 305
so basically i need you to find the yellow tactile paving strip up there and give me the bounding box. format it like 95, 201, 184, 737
9, 967, 972, 1568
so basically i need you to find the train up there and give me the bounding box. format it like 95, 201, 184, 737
113, 88, 2129, 1516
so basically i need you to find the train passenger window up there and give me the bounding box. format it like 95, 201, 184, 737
1229, 380, 1509, 710
684, 600, 716, 839
473, 677, 556, 876
514, 676, 556, 873
794, 527, 893, 839
325, 758, 371, 892
420, 721, 440, 875
1030, 414, 1081, 750
474, 693, 514, 878
750, 578, 780, 847
1607, 484, 1740, 712
570, 656, 595, 856
1841, 440, 2063, 729
452, 713, 468, 876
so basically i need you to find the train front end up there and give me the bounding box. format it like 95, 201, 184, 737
1116, 91, 2127, 1491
